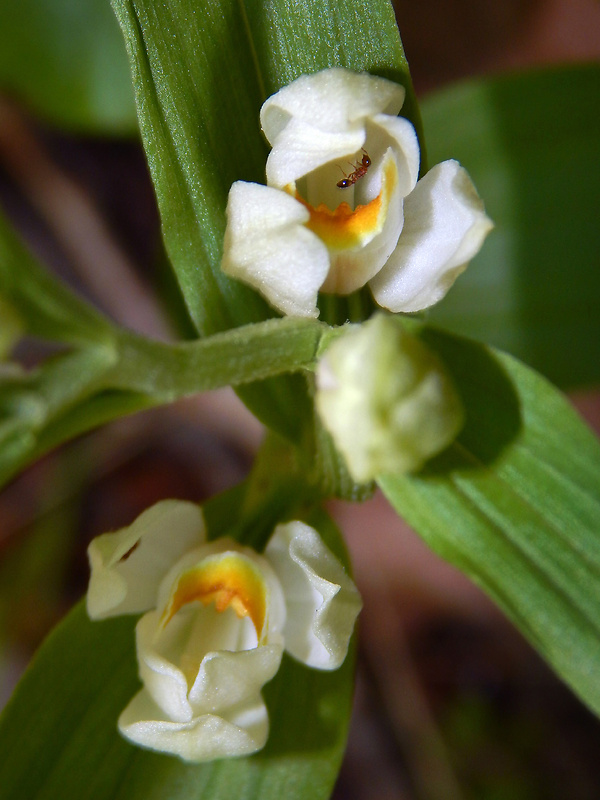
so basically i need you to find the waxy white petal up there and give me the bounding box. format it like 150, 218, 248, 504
222, 181, 330, 318
119, 688, 269, 762
261, 68, 405, 143
369, 113, 420, 197
222, 68, 491, 320
86, 500, 205, 620
136, 609, 283, 722
265, 118, 364, 189
370, 160, 494, 312
136, 610, 192, 722
266, 521, 362, 670
188, 644, 284, 713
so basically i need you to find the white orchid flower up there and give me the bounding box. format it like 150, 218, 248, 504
86, 501, 361, 762
222, 68, 492, 318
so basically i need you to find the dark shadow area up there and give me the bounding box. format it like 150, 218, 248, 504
392, 0, 542, 93
420, 326, 522, 470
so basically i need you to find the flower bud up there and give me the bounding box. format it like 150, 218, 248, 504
316, 314, 464, 481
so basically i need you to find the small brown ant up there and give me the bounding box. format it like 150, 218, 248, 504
336, 149, 371, 189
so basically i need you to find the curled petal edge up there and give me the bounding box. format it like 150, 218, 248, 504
265, 118, 365, 190
370, 160, 494, 312
260, 67, 405, 143
222, 181, 330, 318
118, 688, 269, 762
265, 521, 362, 670
86, 500, 205, 620
136, 609, 284, 723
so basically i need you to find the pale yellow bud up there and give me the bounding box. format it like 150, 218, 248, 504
316, 314, 464, 482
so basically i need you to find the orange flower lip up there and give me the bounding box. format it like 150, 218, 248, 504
162, 554, 267, 639
293, 157, 397, 252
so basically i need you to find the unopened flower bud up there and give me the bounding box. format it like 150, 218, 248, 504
316, 314, 464, 481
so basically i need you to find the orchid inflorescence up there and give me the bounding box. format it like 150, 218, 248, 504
86, 67, 491, 764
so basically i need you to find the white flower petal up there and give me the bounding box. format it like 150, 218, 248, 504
118, 688, 269, 762
189, 644, 283, 713
265, 521, 362, 670
221, 181, 330, 317
370, 159, 494, 312
261, 68, 405, 143
136, 609, 283, 724
223, 69, 492, 321
265, 118, 365, 189
136, 610, 193, 722
369, 113, 420, 196
86, 500, 205, 620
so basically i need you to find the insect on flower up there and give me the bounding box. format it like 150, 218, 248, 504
336, 149, 372, 189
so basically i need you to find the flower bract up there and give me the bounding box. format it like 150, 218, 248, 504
222, 68, 493, 318
87, 501, 361, 762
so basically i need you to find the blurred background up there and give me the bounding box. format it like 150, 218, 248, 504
1, 1, 600, 798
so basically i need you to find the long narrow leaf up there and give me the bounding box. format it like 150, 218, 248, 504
0, 0, 136, 134
379, 328, 600, 716
0, 210, 113, 345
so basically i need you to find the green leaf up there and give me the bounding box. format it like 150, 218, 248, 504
0, 500, 355, 800
0, 0, 136, 134
0, 297, 23, 358
378, 327, 600, 717
0, 445, 89, 647
0, 210, 114, 346
423, 65, 600, 389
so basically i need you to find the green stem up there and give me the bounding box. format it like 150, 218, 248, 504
105, 317, 326, 400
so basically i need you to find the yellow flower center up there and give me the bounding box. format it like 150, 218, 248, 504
162, 553, 267, 639
294, 156, 397, 251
